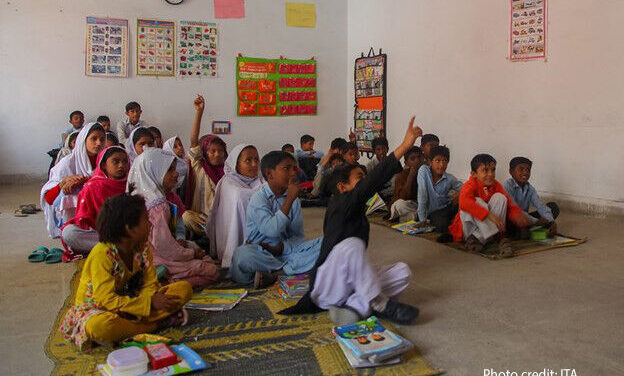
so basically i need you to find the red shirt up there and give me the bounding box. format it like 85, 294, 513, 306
448, 176, 523, 242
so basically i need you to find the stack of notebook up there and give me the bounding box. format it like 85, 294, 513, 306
332, 316, 413, 368
184, 289, 247, 311
275, 274, 309, 300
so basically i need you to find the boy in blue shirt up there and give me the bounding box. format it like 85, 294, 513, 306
296, 134, 324, 180
503, 157, 559, 237
417, 145, 462, 236
230, 151, 322, 288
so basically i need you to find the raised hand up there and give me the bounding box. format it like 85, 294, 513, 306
193, 94, 205, 112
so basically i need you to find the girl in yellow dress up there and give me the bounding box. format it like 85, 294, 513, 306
60, 194, 193, 350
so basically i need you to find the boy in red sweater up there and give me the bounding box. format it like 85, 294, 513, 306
448, 154, 530, 257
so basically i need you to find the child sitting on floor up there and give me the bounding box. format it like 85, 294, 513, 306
59, 194, 192, 350
117, 101, 147, 144
148, 126, 164, 148
105, 131, 119, 147
389, 146, 424, 221
209, 144, 264, 268
55, 130, 80, 166
296, 135, 324, 180
503, 156, 559, 237
61, 146, 129, 260
125, 126, 154, 163
230, 151, 323, 288
282, 143, 308, 183
366, 137, 394, 204
341, 141, 361, 168
280, 117, 422, 326
61, 110, 85, 146
187, 95, 227, 215
42, 123, 106, 238
448, 154, 531, 257
420, 134, 440, 164
128, 148, 218, 289
417, 145, 462, 235
311, 137, 347, 198
97, 115, 111, 132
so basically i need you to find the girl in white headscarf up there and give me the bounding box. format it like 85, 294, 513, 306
125, 126, 154, 164
55, 130, 80, 166
41, 123, 106, 238
128, 148, 218, 288
209, 144, 264, 268
162, 136, 189, 194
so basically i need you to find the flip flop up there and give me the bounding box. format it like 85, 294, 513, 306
44, 248, 64, 264
28, 247, 49, 263
19, 205, 37, 215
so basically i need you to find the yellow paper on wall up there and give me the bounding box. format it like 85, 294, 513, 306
286, 2, 316, 28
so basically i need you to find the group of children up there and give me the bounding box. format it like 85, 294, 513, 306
42, 96, 559, 350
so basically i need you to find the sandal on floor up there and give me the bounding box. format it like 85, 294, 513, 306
44, 248, 63, 264
28, 247, 49, 263
19, 204, 38, 215
14, 210, 28, 217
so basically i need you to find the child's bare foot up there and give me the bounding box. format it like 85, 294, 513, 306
465, 235, 483, 253
253, 271, 277, 289
498, 237, 514, 258
160, 308, 188, 330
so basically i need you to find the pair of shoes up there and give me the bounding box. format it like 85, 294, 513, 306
373, 300, 419, 325
253, 271, 277, 289
27, 247, 63, 264
464, 235, 483, 253
329, 306, 361, 325
497, 238, 514, 258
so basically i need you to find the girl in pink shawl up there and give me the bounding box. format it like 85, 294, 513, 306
186, 95, 227, 214
61, 146, 129, 260
128, 148, 218, 289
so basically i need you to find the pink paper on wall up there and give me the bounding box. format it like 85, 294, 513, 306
214, 0, 245, 19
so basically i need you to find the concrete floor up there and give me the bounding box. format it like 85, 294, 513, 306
0, 184, 622, 376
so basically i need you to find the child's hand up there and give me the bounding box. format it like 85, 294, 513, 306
286, 177, 300, 200
548, 222, 558, 238
487, 212, 505, 232
348, 128, 356, 142
151, 292, 180, 312
513, 213, 532, 229
402, 116, 423, 147
193, 94, 205, 112
194, 248, 206, 259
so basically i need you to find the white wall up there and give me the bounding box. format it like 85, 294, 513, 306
0, 0, 347, 179
348, 0, 624, 212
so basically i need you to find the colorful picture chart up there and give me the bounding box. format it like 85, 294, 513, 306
178, 21, 218, 77
137, 19, 175, 76
236, 56, 317, 117
354, 51, 386, 152
510, 0, 546, 61
85, 17, 128, 77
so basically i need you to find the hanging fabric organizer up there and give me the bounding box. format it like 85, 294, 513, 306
353, 48, 387, 157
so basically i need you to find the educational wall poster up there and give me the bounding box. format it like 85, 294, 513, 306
236, 56, 317, 117
137, 19, 175, 76
85, 17, 128, 77
178, 21, 218, 77
510, 0, 546, 61
285, 2, 316, 28
212, 120, 231, 135
353, 49, 387, 154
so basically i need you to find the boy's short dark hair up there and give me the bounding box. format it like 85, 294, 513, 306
105, 131, 119, 145
509, 156, 532, 170
328, 163, 364, 195
69, 110, 83, 120
97, 115, 110, 123
300, 134, 314, 145
328, 153, 345, 165
430, 145, 450, 161
404, 146, 422, 161
421, 134, 440, 146
260, 151, 296, 179
330, 137, 347, 150
371, 137, 389, 150
340, 141, 358, 154
281, 143, 294, 151
132, 127, 154, 145
147, 126, 162, 138
471, 153, 497, 172
125, 101, 141, 112
97, 194, 146, 244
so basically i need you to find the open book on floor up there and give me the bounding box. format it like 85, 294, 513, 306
184, 288, 247, 311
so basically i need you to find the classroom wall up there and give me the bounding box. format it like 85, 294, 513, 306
0, 0, 347, 180
347, 0, 624, 214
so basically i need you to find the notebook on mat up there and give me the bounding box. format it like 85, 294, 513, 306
184, 289, 247, 311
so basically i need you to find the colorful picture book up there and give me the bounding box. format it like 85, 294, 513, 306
391, 220, 435, 235
98, 344, 209, 376
85, 17, 128, 77
178, 21, 218, 77
337, 341, 401, 368
332, 316, 413, 364
276, 274, 309, 300
365, 193, 387, 216
185, 289, 247, 311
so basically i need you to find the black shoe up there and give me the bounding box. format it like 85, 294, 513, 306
373, 300, 419, 325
